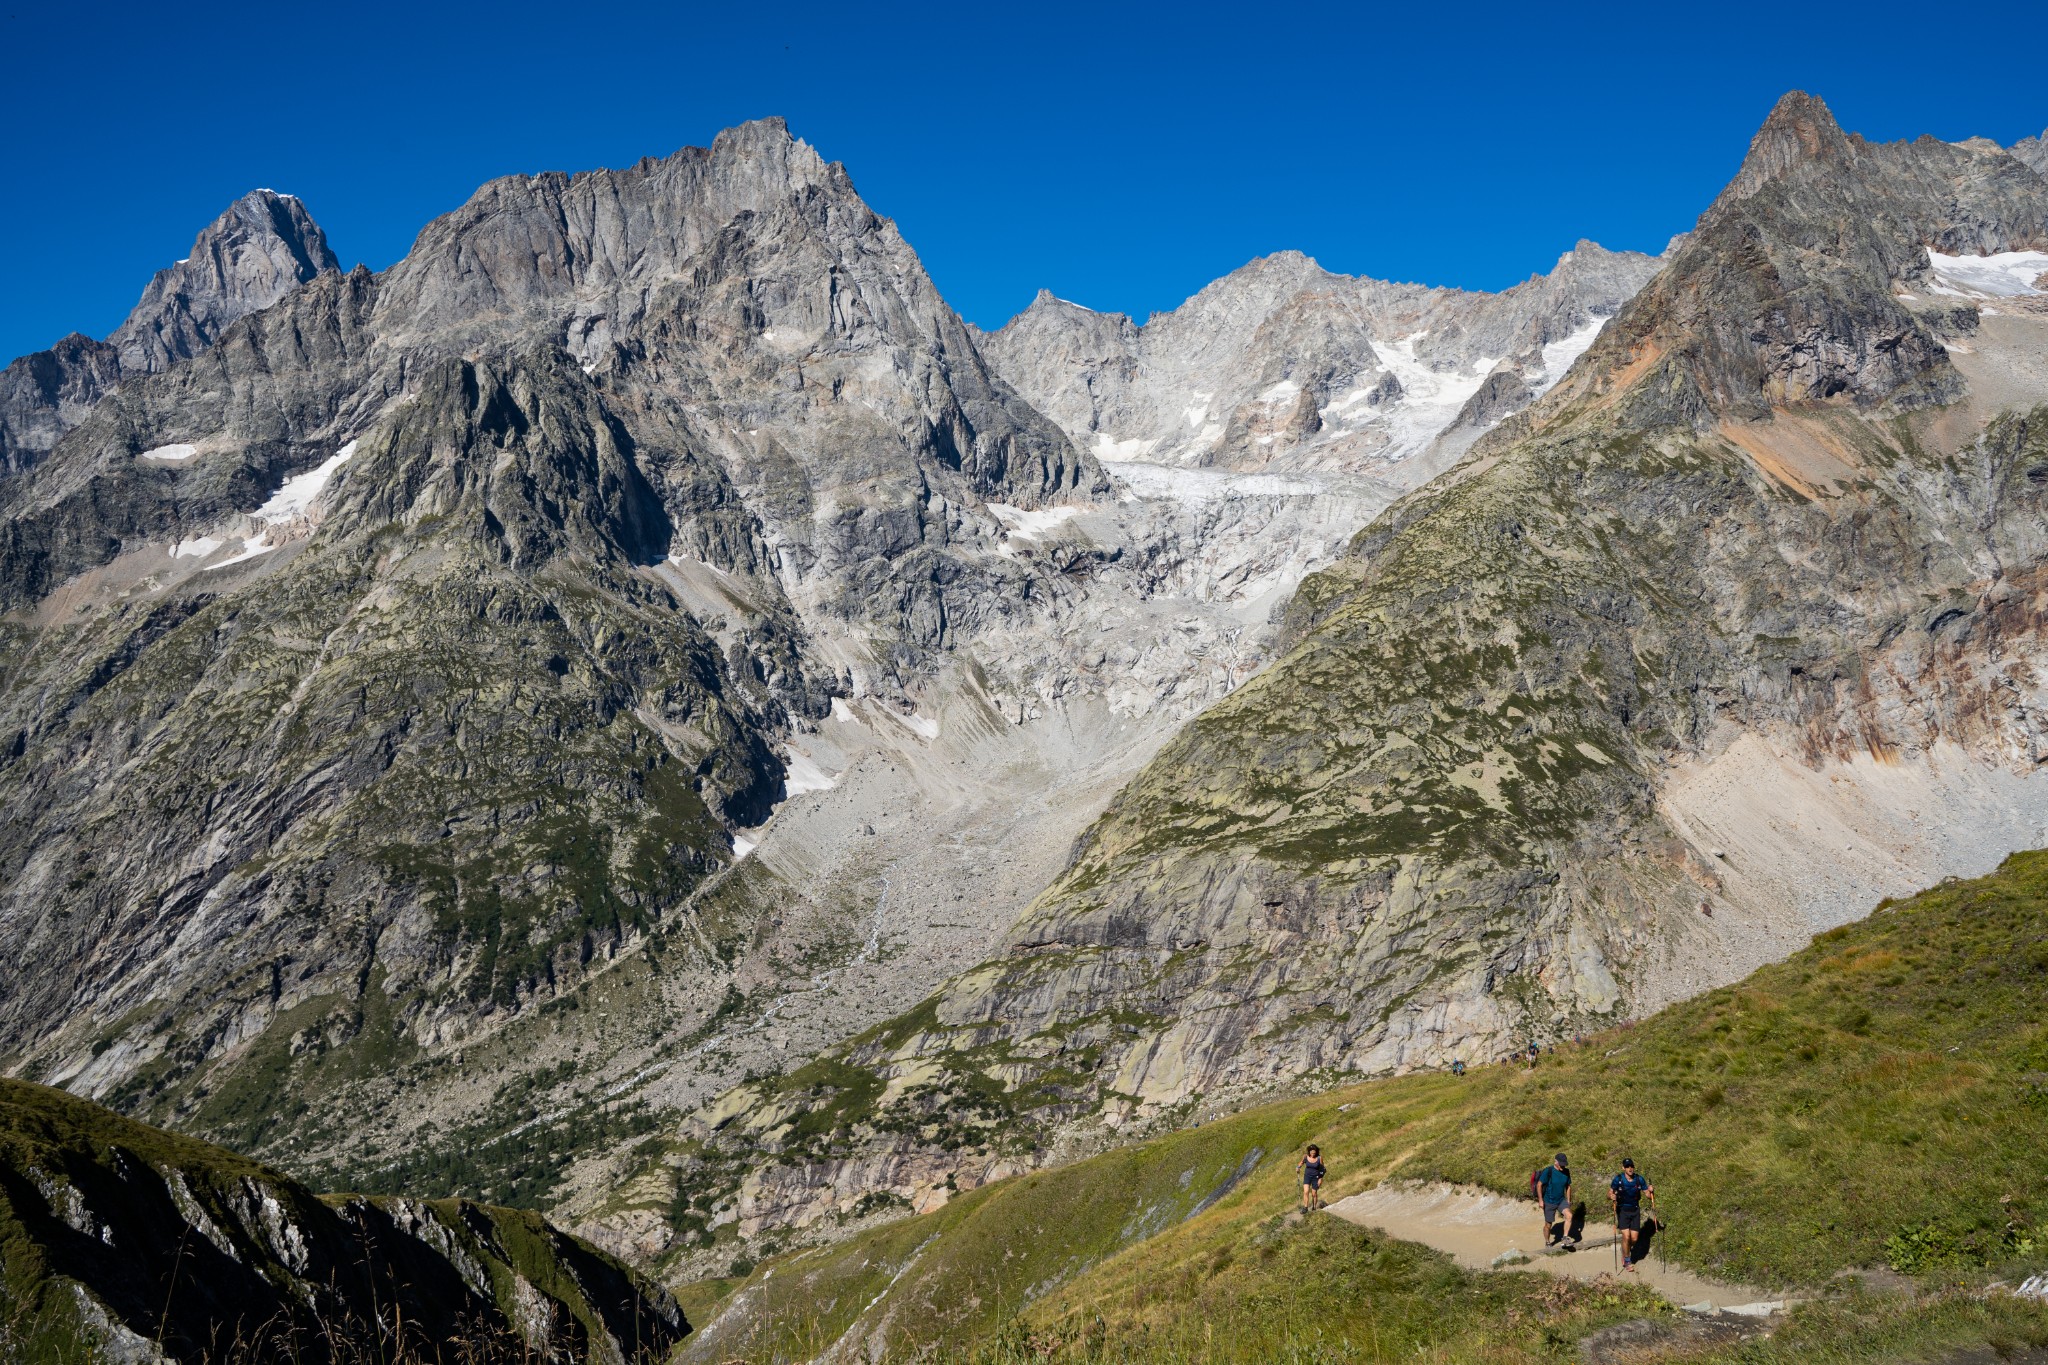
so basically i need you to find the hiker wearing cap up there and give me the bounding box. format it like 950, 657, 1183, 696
1535, 1153, 1572, 1247
1609, 1159, 1654, 1270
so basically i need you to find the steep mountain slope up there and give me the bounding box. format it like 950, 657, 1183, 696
0, 1079, 684, 1363
976, 241, 1663, 480
679, 847, 2048, 1361
0, 190, 337, 474
655, 95, 2048, 1249
0, 120, 1117, 1186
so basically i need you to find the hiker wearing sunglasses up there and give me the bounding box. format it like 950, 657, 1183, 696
1609, 1158, 1654, 1270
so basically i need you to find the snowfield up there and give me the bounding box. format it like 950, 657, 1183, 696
257, 440, 358, 523
1924, 248, 2048, 299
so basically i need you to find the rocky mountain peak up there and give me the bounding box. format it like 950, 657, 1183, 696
979, 235, 1661, 476
1, 189, 338, 473
109, 188, 339, 372
1717, 90, 1857, 205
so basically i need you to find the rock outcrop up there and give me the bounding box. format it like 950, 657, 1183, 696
0, 1079, 684, 1362
110, 190, 340, 374
2002, 126, 2047, 178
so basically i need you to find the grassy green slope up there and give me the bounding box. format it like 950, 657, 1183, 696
685, 849, 2048, 1361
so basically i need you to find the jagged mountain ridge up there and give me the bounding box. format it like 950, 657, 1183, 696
975, 240, 1664, 480
0, 1079, 685, 1362
0, 119, 1118, 1183
0, 189, 337, 475
651, 95, 2048, 1252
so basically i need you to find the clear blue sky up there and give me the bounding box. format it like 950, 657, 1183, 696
4, 1, 2042, 361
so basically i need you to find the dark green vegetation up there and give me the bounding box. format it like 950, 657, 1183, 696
0, 1079, 686, 1363
681, 850, 2048, 1362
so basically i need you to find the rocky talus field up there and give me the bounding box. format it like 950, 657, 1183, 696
0, 92, 2045, 1363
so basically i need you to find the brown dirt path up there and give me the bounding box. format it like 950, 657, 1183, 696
1324, 1183, 1790, 1315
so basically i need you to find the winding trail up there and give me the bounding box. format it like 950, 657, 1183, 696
1325, 1184, 1790, 1315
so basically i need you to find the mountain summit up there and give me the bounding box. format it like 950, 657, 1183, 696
0, 188, 337, 472
110, 189, 338, 372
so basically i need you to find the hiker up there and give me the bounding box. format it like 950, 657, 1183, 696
1535, 1152, 1572, 1247
1297, 1144, 1327, 1212
1608, 1158, 1655, 1270
1451, 1058, 1465, 1076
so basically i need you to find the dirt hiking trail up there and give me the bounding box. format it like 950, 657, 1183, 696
1325, 1183, 1789, 1315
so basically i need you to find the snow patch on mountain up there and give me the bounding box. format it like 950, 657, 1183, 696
1924, 249, 2048, 299
1357, 334, 1496, 460
1533, 317, 1611, 392
989, 503, 1082, 541
783, 749, 839, 796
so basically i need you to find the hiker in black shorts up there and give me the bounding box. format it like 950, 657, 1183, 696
1609, 1158, 1654, 1270
1535, 1152, 1572, 1247
1297, 1145, 1327, 1212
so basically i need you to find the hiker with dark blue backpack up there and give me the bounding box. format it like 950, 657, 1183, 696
1608, 1158, 1655, 1270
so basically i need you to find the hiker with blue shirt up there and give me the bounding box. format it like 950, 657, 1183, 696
1609, 1158, 1654, 1270
1535, 1152, 1572, 1247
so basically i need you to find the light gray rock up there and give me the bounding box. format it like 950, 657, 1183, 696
0, 190, 337, 475
109, 190, 338, 373
974, 240, 1666, 484
2013, 127, 2048, 178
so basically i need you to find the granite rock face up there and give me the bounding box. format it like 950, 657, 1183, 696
110, 190, 339, 373
660, 95, 2048, 1246
0, 190, 337, 475
1992, 125, 2044, 177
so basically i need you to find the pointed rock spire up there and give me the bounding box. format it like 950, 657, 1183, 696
109, 189, 339, 371
1717, 91, 1857, 205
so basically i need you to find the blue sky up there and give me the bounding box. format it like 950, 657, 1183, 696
3, 1, 2042, 361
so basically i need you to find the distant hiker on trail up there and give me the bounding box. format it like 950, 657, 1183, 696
1609, 1158, 1655, 1270
1535, 1152, 1572, 1247
1297, 1145, 1327, 1212
1451, 1058, 1465, 1076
